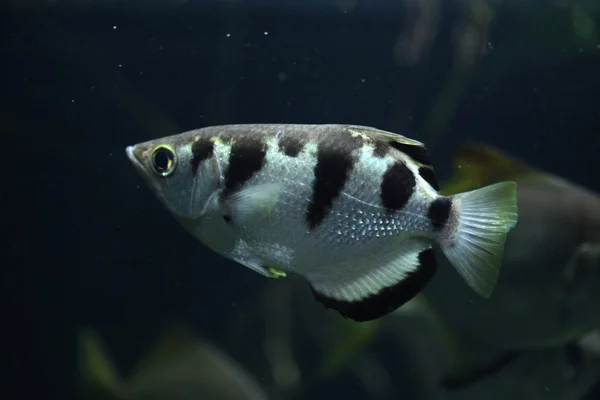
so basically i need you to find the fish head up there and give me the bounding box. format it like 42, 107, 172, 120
126, 133, 219, 222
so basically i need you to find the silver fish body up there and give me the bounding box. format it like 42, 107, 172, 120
126, 124, 518, 321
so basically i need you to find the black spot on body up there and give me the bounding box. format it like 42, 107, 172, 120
428, 197, 452, 232
307, 153, 353, 230
389, 142, 431, 166
224, 137, 267, 194
418, 166, 440, 190
278, 133, 306, 157
190, 137, 214, 175
372, 141, 389, 158
312, 248, 437, 322
306, 131, 363, 230
380, 162, 415, 211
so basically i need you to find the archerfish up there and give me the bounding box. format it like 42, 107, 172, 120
126, 124, 518, 322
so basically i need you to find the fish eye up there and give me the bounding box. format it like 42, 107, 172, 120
151, 145, 177, 177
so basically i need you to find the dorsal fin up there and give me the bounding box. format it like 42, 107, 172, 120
346, 125, 431, 164
440, 142, 539, 196
346, 125, 439, 189
346, 125, 426, 148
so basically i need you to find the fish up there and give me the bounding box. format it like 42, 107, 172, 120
384, 313, 600, 400
125, 124, 518, 322
79, 326, 269, 400
424, 142, 600, 351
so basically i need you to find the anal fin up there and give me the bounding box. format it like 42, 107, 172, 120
309, 241, 437, 322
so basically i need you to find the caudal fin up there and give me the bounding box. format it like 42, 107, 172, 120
440, 181, 518, 297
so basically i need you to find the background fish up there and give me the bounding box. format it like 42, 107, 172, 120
425, 142, 600, 352
379, 298, 600, 400
79, 326, 269, 400
126, 124, 518, 322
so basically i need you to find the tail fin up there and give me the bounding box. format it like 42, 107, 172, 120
440, 181, 518, 297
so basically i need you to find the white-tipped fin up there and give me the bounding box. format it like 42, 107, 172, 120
309, 239, 437, 322
221, 183, 282, 223
441, 181, 518, 297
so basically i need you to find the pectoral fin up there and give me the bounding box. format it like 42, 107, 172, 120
563, 242, 600, 287
220, 183, 283, 223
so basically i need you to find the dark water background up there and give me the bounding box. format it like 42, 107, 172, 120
3, 0, 600, 399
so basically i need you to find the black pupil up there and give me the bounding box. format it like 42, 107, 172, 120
153, 148, 173, 172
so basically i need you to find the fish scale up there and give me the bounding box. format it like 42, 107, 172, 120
239, 139, 430, 245
126, 124, 518, 322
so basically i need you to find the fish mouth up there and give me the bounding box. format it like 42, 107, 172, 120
126, 145, 161, 194
126, 145, 147, 174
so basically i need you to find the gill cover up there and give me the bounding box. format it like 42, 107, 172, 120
127, 138, 220, 220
